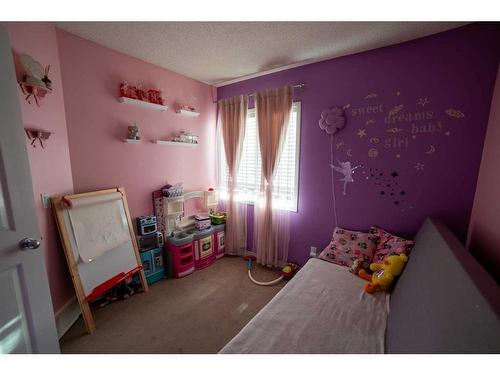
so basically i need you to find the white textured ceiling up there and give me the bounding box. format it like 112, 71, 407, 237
56, 22, 467, 86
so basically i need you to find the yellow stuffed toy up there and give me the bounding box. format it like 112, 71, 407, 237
358, 254, 408, 293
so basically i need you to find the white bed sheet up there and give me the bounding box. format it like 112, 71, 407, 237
220, 258, 389, 354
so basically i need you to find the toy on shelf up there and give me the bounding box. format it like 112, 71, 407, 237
171, 131, 199, 144
175, 104, 200, 116
358, 253, 408, 293
210, 212, 226, 225
119, 81, 165, 105
25, 128, 52, 148
126, 123, 141, 141
18, 54, 52, 106
162, 183, 184, 198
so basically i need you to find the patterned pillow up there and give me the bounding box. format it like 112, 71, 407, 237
319, 227, 379, 269
369, 226, 414, 264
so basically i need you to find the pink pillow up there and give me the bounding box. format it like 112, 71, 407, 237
319, 227, 379, 269
369, 226, 414, 264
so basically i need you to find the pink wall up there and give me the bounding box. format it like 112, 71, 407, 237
2, 22, 75, 313
467, 65, 500, 282
56, 29, 217, 220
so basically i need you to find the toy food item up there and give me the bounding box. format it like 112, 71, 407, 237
358, 253, 408, 293
281, 263, 300, 280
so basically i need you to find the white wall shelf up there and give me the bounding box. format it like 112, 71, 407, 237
153, 140, 198, 147
122, 139, 141, 144
176, 109, 200, 117
118, 96, 168, 111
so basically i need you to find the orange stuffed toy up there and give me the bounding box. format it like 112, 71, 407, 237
358, 254, 408, 293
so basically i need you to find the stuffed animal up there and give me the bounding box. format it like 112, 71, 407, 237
358, 253, 408, 293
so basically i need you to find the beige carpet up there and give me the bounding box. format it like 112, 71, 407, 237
60, 256, 284, 353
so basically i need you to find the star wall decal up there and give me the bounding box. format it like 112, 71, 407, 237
414, 163, 425, 172
418, 98, 430, 107
357, 128, 367, 138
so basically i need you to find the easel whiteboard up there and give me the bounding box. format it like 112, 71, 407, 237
52, 187, 148, 333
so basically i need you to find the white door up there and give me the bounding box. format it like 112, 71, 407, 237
0, 26, 60, 354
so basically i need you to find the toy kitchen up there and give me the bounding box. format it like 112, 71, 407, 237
151, 184, 226, 279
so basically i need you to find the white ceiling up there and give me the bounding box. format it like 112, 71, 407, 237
56, 22, 467, 87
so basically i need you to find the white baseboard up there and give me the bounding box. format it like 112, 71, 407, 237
54, 296, 81, 339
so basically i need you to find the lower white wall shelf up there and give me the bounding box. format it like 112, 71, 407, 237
176, 109, 200, 117
118, 96, 168, 111
123, 139, 141, 144
153, 140, 198, 147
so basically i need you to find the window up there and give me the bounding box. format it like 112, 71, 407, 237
218, 102, 301, 212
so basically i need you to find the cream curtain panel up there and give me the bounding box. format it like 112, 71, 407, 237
218, 95, 248, 256
253, 85, 294, 267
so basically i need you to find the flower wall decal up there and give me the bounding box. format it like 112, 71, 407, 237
319, 107, 345, 134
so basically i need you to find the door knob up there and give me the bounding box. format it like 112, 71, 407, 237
19, 238, 41, 250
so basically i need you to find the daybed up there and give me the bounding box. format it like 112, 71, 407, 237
220, 218, 500, 354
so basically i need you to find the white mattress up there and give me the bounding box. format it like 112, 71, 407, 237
220, 258, 389, 354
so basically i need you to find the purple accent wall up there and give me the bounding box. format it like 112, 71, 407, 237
217, 23, 500, 266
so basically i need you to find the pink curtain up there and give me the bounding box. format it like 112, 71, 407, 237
253, 86, 294, 267
218, 95, 248, 256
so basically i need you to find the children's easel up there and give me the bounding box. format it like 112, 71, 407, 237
52, 187, 148, 333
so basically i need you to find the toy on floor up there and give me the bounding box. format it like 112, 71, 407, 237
358, 253, 408, 293
244, 255, 300, 286
91, 278, 143, 308
281, 262, 300, 280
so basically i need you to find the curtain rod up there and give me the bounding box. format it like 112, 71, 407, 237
248, 83, 305, 97
214, 83, 305, 103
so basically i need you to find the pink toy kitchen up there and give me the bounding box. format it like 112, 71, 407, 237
153, 184, 226, 278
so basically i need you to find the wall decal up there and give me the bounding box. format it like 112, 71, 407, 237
342, 104, 351, 110
414, 163, 425, 171
445, 130, 451, 136
357, 128, 367, 138
346, 149, 353, 157
336, 140, 345, 149
368, 148, 379, 158
386, 127, 404, 133
366, 118, 376, 125
384, 137, 409, 149
369, 137, 380, 144
445, 108, 465, 118
425, 144, 436, 154
417, 98, 430, 107
388, 104, 404, 117
396, 91, 401, 96
319, 107, 346, 134
395, 154, 401, 158
331, 160, 361, 195
365, 93, 378, 99
351, 105, 383, 117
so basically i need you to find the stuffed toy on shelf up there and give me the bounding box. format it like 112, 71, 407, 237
358, 253, 408, 293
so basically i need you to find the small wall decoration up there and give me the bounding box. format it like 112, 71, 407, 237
25, 128, 52, 148
127, 124, 140, 140
331, 160, 361, 195
445, 108, 465, 118
119, 81, 165, 105
318, 107, 345, 134
18, 54, 52, 106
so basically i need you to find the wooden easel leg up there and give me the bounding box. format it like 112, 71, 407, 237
138, 269, 149, 293
80, 299, 96, 334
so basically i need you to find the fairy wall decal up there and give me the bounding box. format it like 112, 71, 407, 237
331, 160, 361, 195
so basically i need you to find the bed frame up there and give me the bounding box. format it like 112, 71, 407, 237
386, 218, 500, 353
